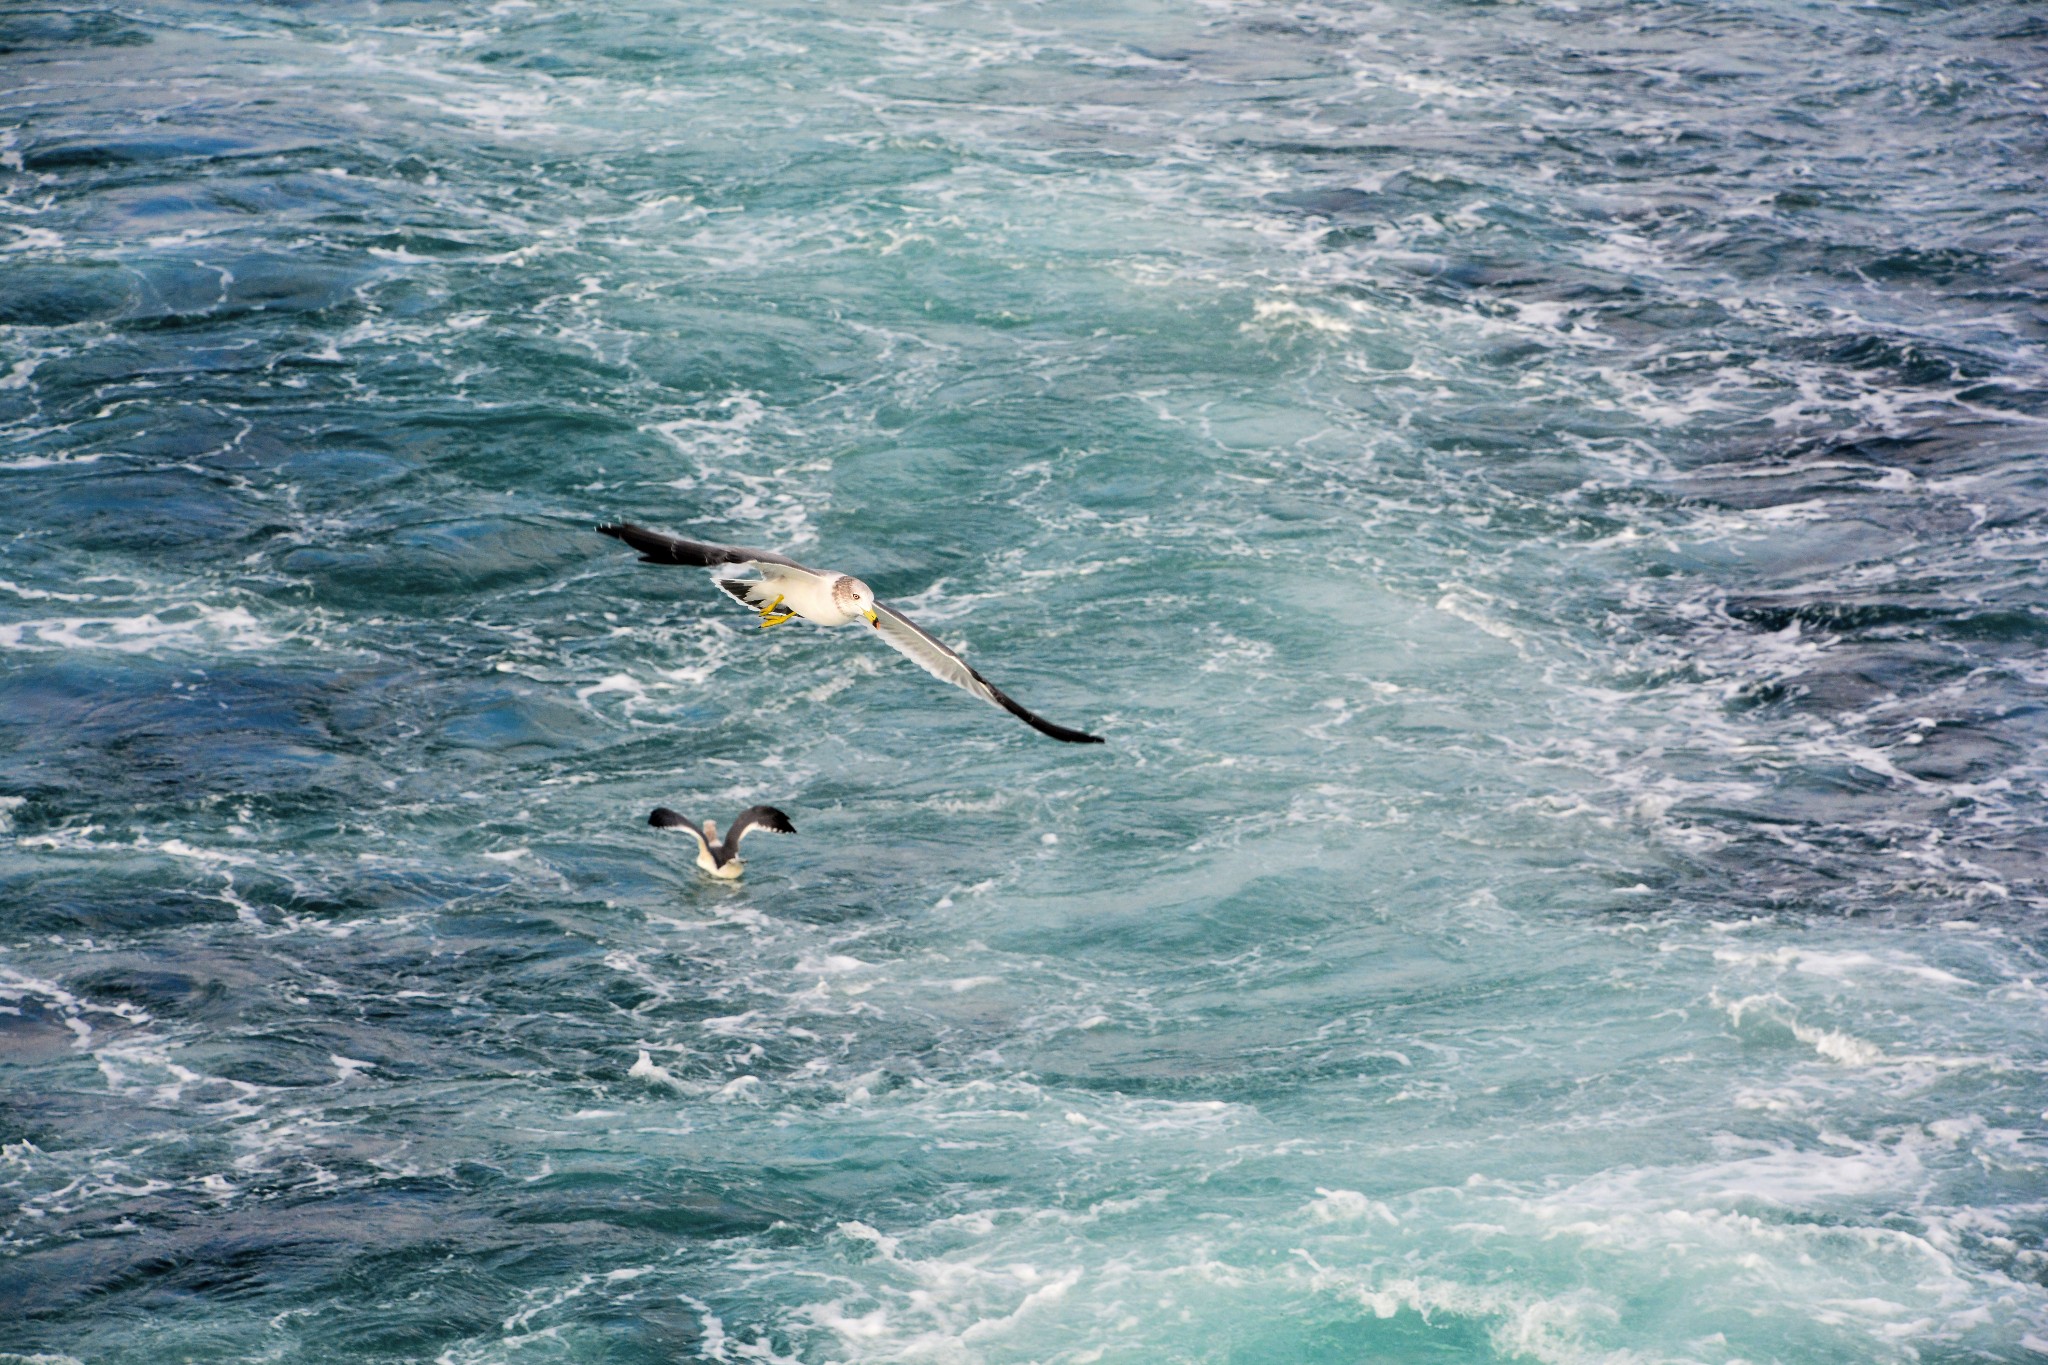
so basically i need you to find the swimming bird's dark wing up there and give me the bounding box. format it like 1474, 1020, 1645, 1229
648, 807, 711, 859
599, 522, 813, 572
869, 604, 1105, 744
723, 805, 796, 858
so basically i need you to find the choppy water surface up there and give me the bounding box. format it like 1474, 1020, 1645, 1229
3, 1, 2046, 1361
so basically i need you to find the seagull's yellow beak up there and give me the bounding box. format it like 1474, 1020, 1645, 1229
863, 609, 879, 626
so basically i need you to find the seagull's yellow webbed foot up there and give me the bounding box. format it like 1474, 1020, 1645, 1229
757, 594, 797, 628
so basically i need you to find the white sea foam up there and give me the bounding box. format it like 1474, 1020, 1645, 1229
629, 1049, 689, 1091
1304, 1188, 1401, 1226
2, 226, 63, 253
0, 605, 278, 654
1712, 945, 1973, 988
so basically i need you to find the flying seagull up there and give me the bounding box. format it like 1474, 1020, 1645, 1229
650, 804, 795, 879
598, 522, 1105, 744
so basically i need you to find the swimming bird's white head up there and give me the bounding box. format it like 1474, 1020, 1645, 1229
833, 575, 880, 626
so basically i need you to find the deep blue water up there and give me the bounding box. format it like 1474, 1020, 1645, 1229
3, 2, 2047, 1361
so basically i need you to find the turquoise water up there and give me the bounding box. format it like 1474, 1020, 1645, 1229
4, 1, 2047, 1361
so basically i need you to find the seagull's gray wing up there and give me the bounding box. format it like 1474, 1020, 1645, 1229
648, 807, 711, 859
869, 604, 1105, 744
722, 806, 796, 859
599, 522, 815, 573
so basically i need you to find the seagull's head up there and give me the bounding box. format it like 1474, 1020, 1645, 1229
833, 574, 881, 627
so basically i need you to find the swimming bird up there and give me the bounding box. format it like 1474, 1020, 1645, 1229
650, 804, 795, 879
598, 522, 1105, 744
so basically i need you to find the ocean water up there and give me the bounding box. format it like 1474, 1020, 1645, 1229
3, 0, 2046, 1361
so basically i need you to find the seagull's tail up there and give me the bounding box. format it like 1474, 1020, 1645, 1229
717, 578, 768, 608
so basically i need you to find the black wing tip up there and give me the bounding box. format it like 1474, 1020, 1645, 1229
599, 521, 676, 564
741, 805, 797, 835
649, 807, 690, 829
977, 672, 1106, 744
1014, 706, 1106, 743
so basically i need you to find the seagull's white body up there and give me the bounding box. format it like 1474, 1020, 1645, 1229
721, 565, 872, 628
695, 820, 743, 878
